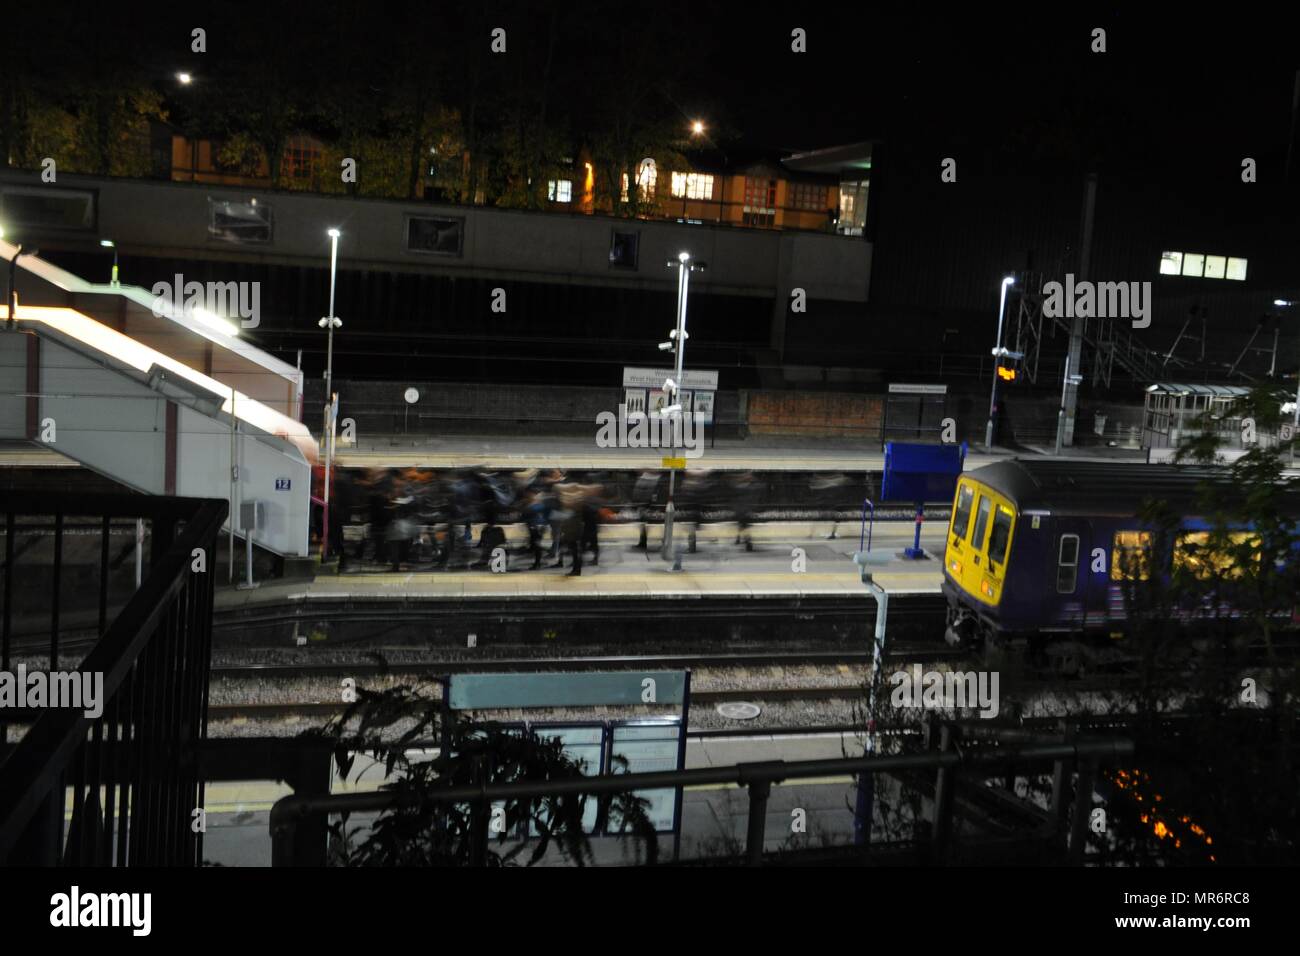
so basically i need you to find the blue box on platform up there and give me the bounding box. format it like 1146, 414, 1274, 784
881, 442, 966, 504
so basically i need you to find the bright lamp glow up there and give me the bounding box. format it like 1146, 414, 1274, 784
100, 239, 114, 248
691, 121, 705, 135
327, 228, 341, 238
190, 307, 241, 337
177, 72, 192, 85
678, 252, 690, 263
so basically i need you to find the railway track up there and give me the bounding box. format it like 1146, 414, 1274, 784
209, 646, 963, 680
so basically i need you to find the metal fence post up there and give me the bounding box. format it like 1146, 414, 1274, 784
1068, 757, 1098, 865
745, 780, 771, 866
931, 724, 956, 863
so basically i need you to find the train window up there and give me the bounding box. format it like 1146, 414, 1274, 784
971, 497, 992, 551
1174, 531, 1260, 580
1111, 530, 1152, 581
951, 485, 975, 540
1057, 534, 1080, 593
988, 506, 1013, 565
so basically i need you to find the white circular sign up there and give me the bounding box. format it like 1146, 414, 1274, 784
404, 388, 420, 404
716, 702, 761, 720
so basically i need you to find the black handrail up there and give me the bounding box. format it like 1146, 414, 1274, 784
0, 493, 227, 865
269, 736, 1133, 866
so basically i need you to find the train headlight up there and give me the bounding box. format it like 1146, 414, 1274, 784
948, 558, 962, 576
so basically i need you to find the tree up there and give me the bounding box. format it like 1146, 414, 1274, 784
307, 681, 658, 866
1103, 384, 1300, 864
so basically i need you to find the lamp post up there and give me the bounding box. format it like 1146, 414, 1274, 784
659, 251, 706, 562
100, 239, 119, 286
1277, 300, 1299, 461
984, 275, 1017, 449
318, 228, 343, 560
5, 236, 38, 330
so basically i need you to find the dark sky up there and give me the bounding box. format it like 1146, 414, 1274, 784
14, 2, 1299, 169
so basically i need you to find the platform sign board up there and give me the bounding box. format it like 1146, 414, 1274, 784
881, 442, 965, 504
883, 383, 949, 443
528, 724, 606, 836
623, 367, 717, 426
443, 670, 691, 850
448, 671, 687, 709
610, 721, 686, 833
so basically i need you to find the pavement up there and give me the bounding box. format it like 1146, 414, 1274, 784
0, 436, 1151, 473
215, 521, 948, 611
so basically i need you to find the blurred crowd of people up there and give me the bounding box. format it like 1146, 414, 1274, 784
322, 468, 610, 575
313, 466, 854, 574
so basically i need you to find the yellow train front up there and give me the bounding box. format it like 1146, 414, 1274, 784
940, 459, 1256, 650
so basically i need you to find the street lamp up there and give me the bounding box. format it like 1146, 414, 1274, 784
318, 228, 343, 559
100, 239, 119, 286
177, 72, 193, 85
660, 251, 707, 562
984, 275, 1017, 449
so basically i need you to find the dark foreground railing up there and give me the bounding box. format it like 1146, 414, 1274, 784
270, 735, 1133, 866
0, 493, 227, 865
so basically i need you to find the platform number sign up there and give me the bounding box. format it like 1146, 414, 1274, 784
1282, 423, 1296, 443
275, 477, 292, 491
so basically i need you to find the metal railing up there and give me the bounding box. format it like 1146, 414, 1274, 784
0, 492, 227, 865
269, 731, 1133, 866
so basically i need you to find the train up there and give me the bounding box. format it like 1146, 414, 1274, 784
940, 458, 1298, 669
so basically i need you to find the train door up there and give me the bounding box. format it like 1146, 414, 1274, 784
1050, 520, 1088, 628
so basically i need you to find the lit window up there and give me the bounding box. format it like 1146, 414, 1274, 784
547, 179, 572, 202
1174, 531, 1260, 580
620, 173, 629, 203
1181, 253, 1205, 277
637, 158, 657, 199
1159, 251, 1183, 275
1203, 255, 1226, 279
1226, 257, 1248, 280
670, 172, 714, 200
1111, 530, 1152, 581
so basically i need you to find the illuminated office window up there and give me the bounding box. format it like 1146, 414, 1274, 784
1181, 253, 1205, 277
547, 179, 573, 202
670, 172, 714, 200
1159, 251, 1183, 275
1203, 254, 1226, 279
1226, 257, 1248, 280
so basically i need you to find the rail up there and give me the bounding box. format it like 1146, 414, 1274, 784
0, 492, 227, 865
269, 734, 1133, 866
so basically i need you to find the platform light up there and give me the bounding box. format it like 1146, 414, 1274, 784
691, 120, 705, 135
100, 239, 119, 285
177, 72, 192, 85
191, 306, 240, 337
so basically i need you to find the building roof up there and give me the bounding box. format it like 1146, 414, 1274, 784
1145, 383, 1252, 397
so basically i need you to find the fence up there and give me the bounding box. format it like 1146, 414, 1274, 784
269, 728, 1134, 866
0, 492, 227, 865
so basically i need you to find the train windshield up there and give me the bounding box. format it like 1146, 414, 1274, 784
952, 484, 975, 539
988, 506, 1013, 565
971, 496, 992, 550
